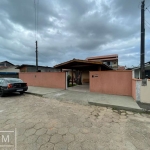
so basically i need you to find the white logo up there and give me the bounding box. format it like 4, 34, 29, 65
0, 128, 17, 150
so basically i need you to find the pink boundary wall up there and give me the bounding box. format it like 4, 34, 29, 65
90, 71, 132, 96
19, 72, 66, 89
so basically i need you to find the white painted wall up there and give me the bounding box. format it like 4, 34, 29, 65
140, 80, 150, 104
0, 66, 19, 72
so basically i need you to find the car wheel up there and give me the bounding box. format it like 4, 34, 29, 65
20, 91, 24, 95
0, 88, 4, 97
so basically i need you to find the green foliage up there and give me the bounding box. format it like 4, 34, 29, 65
67, 75, 71, 81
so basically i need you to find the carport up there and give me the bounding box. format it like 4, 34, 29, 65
54, 59, 112, 88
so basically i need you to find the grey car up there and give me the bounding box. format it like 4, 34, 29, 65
0, 78, 28, 97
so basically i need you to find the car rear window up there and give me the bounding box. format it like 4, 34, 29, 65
4, 78, 23, 83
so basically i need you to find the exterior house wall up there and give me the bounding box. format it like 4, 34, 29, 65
134, 69, 140, 79
88, 58, 118, 70
0, 66, 19, 78
90, 71, 132, 96
133, 79, 150, 104
140, 80, 150, 103
103, 60, 118, 70
0, 66, 19, 73
20, 67, 27, 72
19, 72, 66, 89
27, 66, 51, 72
19, 66, 60, 72
133, 66, 150, 79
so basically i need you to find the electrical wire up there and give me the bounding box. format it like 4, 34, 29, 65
146, 7, 150, 13
145, 22, 150, 30
146, 24, 150, 30
146, 3, 150, 9
145, 20, 150, 26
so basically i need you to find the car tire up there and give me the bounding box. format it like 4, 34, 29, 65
0, 88, 4, 97
20, 91, 24, 95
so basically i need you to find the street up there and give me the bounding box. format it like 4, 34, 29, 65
0, 93, 150, 150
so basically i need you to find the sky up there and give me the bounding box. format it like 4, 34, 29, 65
0, 0, 150, 68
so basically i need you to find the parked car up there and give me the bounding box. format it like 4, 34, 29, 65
0, 78, 28, 97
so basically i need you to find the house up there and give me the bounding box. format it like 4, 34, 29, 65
133, 61, 150, 79
0, 61, 19, 78
54, 58, 113, 86
86, 54, 118, 70
55, 54, 119, 85
16, 64, 60, 72
0, 61, 14, 68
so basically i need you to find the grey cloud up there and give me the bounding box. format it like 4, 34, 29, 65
0, 0, 149, 67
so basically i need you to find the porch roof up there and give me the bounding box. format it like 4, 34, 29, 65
54, 59, 113, 70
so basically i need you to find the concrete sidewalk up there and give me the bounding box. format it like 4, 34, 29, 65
26, 86, 143, 112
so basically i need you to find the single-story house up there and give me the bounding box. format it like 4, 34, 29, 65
0, 61, 14, 68
0, 61, 19, 78
133, 61, 150, 79
54, 58, 112, 85
16, 64, 60, 72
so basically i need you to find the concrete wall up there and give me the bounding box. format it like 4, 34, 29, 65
90, 71, 132, 96
140, 80, 150, 103
19, 72, 66, 89
132, 79, 141, 101
132, 79, 150, 104
132, 79, 136, 100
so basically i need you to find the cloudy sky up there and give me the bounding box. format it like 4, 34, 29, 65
0, 0, 150, 67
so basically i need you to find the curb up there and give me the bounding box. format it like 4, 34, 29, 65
25, 92, 43, 97
88, 101, 145, 113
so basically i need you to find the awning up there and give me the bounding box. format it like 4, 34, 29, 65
54, 59, 113, 70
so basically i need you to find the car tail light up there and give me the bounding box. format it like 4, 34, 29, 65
7, 84, 13, 88
25, 83, 28, 86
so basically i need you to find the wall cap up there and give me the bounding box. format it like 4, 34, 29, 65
132, 78, 142, 81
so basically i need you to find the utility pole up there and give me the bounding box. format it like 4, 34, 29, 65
35, 40, 38, 72
140, 0, 145, 79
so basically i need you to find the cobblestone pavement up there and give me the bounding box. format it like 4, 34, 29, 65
0, 94, 150, 150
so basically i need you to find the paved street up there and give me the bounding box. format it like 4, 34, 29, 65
28, 86, 142, 112
0, 93, 150, 150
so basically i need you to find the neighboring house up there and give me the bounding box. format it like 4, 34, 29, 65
0, 61, 14, 68
16, 64, 60, 72
0, 66, 19, 73
118, 66, 126, 70
0, 61, 19, 78
133, 61, 150, 79
86, 54, 118, 70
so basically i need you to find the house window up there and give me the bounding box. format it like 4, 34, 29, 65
107, 62, 110, 65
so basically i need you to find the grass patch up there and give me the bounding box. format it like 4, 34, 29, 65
68, 83, 77, 87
